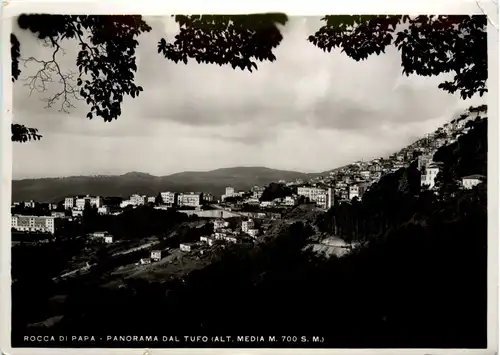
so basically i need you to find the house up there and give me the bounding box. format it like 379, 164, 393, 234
180, 243, 196, 252
214, 231, 227, 239
23, 200, 36, 208
213, 219, 229, 230
283, 195, 297, 207
97, 206, 110, 215
90, 231, 109, 238
104, 235, 113, 244
11, 215, 60, 234
260, 201, 274, 208
461, 175, 485, 189
139, 258, 151, 265
51, 211, 66, 218
130, 194, 147, 206
177, 192, 203, 207
160, 191, 178, 206
360, 170, 371, 179
223, 235, 238, 243
71, 209, 83, 217
151, 250, 162, 261
200, 235, 215, 246
247, 229, 260, 238
242, 219, 255, 233
421, 162, 441, 189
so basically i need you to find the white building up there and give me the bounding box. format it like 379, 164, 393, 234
349, 184, 369, 201
203, 193, 214, 203
223, 235, 238, 243
73, 195, 102, 210
298, 187, 334, 209
104, 235, 114, 244
11, 215, 58, 234
247, 228, 259, 238
180, 243, 196, 252
200, 235, 216, 246
177, 192, 203, 207
283, 196, 297, 207
130, 194, 146, 206
147, 196, 156, 204
51, 211, 66, 218
421, 162, 440, 189
71, 209, 84, 217
98, 206, 110, 215
213, 219, 229, 231
242, 219, 255, 233
160, 192, 177, 206
151, 250, 162, 261
64, 197, 75, 210
23, 201, 36, 208
252, 186, 266, 199
225, 187, 235, 197
360, 170, 371, 179
461, 175, 485, 189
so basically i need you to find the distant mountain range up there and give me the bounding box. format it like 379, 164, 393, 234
12, 167, 322, 203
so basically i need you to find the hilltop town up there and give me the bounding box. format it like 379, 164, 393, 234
10, 105, 487, 287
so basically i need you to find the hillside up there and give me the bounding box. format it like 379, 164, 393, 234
12, 167, 314, 203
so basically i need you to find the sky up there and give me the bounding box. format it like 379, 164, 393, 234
12, 16, 485, 179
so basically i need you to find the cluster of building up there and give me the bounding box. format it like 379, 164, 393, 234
290, 106, 486, 202
121, 191, 214, 209
179, 217, 261, 253
11, 214, 61, 234
11, 107, 486, 237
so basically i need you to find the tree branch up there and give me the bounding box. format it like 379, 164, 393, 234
20, 35, 82, 113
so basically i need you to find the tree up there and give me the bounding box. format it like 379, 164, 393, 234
308, 15, 487, 100
11, 14, 287, 142
260, 182, 293, 202
12, 14, 486, 143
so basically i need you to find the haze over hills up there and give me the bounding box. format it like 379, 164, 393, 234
12, 167, 321, 203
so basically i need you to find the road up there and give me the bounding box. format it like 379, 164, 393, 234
112, 240, 160, 257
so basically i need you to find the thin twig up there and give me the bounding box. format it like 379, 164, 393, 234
476, 0, 499, 31
20, 35, 83, 113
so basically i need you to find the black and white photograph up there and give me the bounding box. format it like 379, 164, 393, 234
2, 1, 498, 352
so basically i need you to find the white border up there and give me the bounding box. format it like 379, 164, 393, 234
1, 1, 498, 355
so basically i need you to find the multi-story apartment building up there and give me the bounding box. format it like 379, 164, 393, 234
130, 194, 146, 206
349, 183, 370, 201
160, 192, 177, 206
177, 192, 203, 207
242, 219, 255, 233
64, 197, 75, 210
421, 162, 440, 189
71, 195, 102, 210
11, 215, 59, 234
225, 187, 235, 197
75, 197, 87, 210
213, 219, 229, 231
147, 196, 156, 204
417, 154, 433, 171
297, 187, 334, 210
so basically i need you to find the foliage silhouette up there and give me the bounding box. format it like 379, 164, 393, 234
260, 182, 293, 202
308, 15, 487, 100
11, 14, 486, 142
